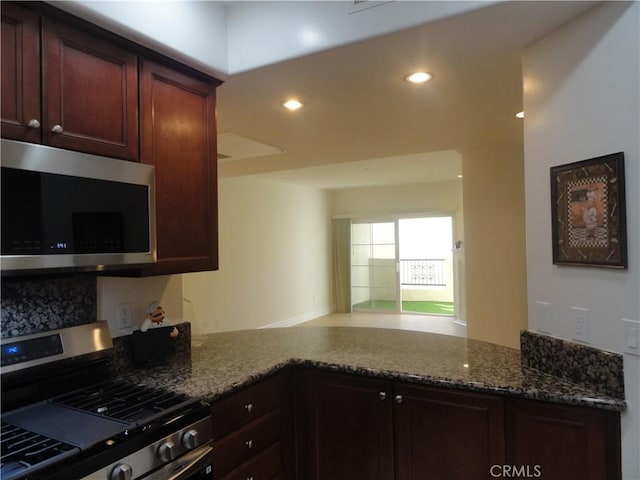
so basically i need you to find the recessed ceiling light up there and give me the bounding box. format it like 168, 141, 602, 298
457, 174, 463, 178
405, 72, 432, 84
516, 111, 524, 118
283, 99, 303, 110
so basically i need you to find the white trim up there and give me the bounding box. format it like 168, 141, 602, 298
260, 307, 333, 329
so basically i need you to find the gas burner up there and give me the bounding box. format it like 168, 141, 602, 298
1, 322, 212, 480
53, 381, 196, 424
0, 423, 78, 480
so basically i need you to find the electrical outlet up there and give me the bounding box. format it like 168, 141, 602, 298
571, 307, 589, 343
117, 303, 133, 329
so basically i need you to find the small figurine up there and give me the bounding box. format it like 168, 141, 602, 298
141, 301, 178, 337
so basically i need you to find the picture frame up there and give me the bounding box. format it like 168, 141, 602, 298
550, 152, 627, 268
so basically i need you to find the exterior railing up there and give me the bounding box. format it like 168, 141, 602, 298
400, 259, 446, 286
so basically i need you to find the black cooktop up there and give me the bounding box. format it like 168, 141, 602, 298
0, 380, 200, 480
53, 380, 195, 424
1, 422, 78, 480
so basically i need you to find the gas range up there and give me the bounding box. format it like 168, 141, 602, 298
0, 322, 213, 480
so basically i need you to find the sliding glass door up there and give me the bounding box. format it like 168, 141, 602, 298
351, 220, 399, 313
348, 216, 456, 316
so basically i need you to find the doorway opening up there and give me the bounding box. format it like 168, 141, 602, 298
350, 216, 454, 316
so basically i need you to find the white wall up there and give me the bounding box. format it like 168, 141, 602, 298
51, 0, 492, 77
331, 180, 462, 220
462, 145, 528, 349
182, 176, 333, 333
225, 0, 491, 74
523, 2, 639, 478
97, 275, 184, 338
51, 0, 229, 79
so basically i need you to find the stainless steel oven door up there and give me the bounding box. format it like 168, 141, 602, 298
142, 443, 213, 480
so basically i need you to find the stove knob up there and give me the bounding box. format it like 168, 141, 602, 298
157, 440, 176, 462
182, 429, 200, 449
110, 463, 133, 480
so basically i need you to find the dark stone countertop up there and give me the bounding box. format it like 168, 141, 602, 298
117, 326, 626, 412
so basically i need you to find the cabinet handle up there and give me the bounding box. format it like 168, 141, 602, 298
27, 119, 41, 129
395, 395, 403, 404
51, 124, 63, 134
379, 391, 387, 400
245, 439, 253, 449
244, 403, 253, 413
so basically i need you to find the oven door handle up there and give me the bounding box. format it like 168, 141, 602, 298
144, 443, 213, 480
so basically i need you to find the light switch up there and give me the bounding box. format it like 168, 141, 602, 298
622, 319, 640, 356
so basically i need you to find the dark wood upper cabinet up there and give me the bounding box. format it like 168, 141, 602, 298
41, 17, 139, 161
1, 3, 139, 161
139, 58, 218, 275
1, 3, 41, 143
394, 382, 505, 480
2, 2, 221, 276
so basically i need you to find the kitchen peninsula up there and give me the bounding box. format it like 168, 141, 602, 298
120, 326, 625, 480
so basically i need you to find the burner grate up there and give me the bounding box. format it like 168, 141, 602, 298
52, 381, 194, 423
1, 422, 78, 480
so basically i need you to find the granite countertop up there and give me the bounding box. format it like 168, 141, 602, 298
118, 326, 626, 412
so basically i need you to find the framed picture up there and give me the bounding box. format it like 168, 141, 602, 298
550, 152, 627, 268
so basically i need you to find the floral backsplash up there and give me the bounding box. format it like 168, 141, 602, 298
1, 275, 97, 339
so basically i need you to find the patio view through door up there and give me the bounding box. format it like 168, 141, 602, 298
350, 217, 455, 316
351, 220, 399, 313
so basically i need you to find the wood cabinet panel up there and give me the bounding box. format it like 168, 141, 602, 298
219, 441, 284, 480
213, 408, 283, 479
211, 371, 293, 480
1, 3, 41, 143
41, 17, 138, 160
297, 370, 394, 480
139, 58, 218, 274
506, 398, 621, 480
212, 373, 288, 441
394, 383, 505, 480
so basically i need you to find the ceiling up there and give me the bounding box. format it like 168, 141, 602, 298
215, 1, 598, 189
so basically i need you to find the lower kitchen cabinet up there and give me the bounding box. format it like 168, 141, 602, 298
506, 398, 621, 480
296, 370, 395, 480
210, 371, 294, 480
212, 368, 621, 480
296, 370, 504, 480
394, 382, 505, 480
219, 442, 286, 480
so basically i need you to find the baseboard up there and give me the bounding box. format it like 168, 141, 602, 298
454, 318, 467, 327
260, 307, 333, 329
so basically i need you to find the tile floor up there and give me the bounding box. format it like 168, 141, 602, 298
298, 312, 466, 338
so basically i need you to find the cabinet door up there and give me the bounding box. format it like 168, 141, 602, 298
41, 17, 138, 160
394, 383, 505, 480
297, 370, 394, 480
212, 372, 289, 441
212, 371, 294, 480
213, 408, 284, 479
1, 3, 41, 143
506, 398, 621, 480
139, 58, 218, 275
219, 442, 284, 480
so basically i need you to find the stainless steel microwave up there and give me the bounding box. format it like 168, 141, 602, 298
1, 139, 156, 273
